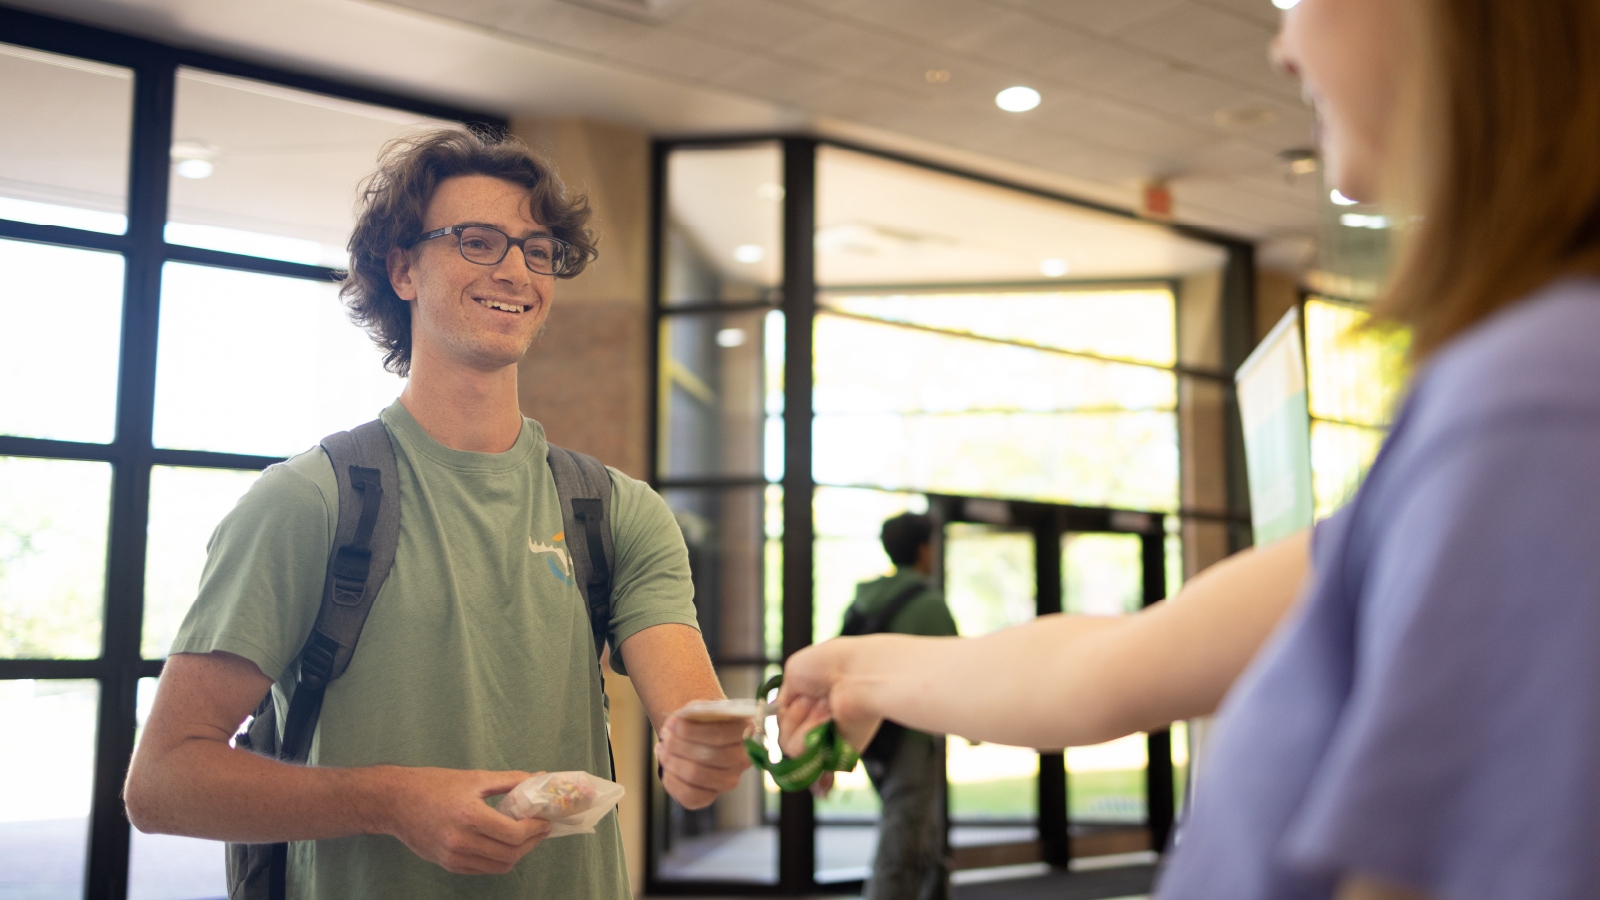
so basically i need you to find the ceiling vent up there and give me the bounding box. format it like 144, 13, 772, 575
556, 0, 693, 22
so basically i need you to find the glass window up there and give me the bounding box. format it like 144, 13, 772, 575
1311, 420, 1386, 519
167, 69, 453, 267
1304, 296, 1410, 516
0, 679, 99, 897
152, 263, 405, 457
815, 145, 1225, 289
658, 309, 783, 481
1304, 296, 1408, 427
0, 239, 124, 443
0, 457, 111, 659
0, 43, 131, 233
814, 313, 1178, 511
143, 466, 262, 659
1063, 532, 1143, 616
1068, 733, 1148, 825
811, 487, 928, 646
128, 677, 227, 900
823, 287, 1177, 367
660, 487, 773, 663
1061, 531, 1153, 843
944, 523, 1037, 844
655, 663, 778, 885
662, 144, 783, 306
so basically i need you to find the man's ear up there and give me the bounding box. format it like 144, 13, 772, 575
386, 247, 418, 302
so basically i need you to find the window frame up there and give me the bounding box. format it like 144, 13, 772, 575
647, 135, 1257, 894
0, 8, 506, 898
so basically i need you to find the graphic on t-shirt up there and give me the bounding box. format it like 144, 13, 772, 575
528, 532, 576, 585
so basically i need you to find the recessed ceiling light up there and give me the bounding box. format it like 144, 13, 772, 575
1278, 148, 1319, 176
1272, 0, 1300, 8
734, 244, 765, 264
715, 328, 747, 348
995, 86, 1041, 112
175, 159, 214, 179
1039, 258, 1070, 277
1340, 213, 1389, 229
1330, 189, 1357, 206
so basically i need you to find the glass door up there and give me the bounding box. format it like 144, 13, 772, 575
942, 521, 1042, 867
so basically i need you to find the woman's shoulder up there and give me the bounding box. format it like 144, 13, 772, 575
1409, 276, 1600, 433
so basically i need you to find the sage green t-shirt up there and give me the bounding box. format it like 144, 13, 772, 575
171, 401, 700, 900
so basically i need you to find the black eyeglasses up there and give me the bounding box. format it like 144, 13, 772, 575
409, 223, 575, 276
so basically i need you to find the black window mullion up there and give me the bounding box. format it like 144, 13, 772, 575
777, 136, 818, 895
86, 52, 176, 900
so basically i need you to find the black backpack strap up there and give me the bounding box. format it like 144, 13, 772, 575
842, 578, 928, 637
547, 444, 616, 669
267, 420, 400, 900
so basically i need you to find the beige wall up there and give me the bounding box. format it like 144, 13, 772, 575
1255, 268, 1301, 344
512, 116, 654, 897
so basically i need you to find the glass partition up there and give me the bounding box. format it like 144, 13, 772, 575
0, 458, 112, 659
662, 143, 783, 307
0, 679, 100, 898
152, 263, 404, 457
0, 42, 131, 233
945, 523, 1038, 851
0, 239, 124, 444
167, 68, 452, 266
1304, 296, 1409, 516
143, 467, 263, 659
651, 135, 1240, 891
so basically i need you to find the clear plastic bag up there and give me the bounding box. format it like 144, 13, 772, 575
500, 771, 626, 837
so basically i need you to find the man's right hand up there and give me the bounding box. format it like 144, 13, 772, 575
382, 767, 553, 875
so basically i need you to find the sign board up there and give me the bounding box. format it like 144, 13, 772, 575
1235, 307, 1314, 546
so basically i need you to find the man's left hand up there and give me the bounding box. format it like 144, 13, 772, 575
655, 712, 752, 810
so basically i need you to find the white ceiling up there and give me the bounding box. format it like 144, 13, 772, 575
5, 0, 1325, 260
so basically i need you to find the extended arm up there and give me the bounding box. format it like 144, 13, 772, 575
779, 530, 1310, 753
621, 623, 754, 809
124, 651, 550, 874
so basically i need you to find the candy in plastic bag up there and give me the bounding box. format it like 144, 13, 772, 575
500, 771, 626, 837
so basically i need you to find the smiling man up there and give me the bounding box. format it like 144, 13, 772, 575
124, 128, 751, 900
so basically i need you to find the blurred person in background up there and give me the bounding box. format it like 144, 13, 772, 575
816, 513, 956, 900
779, 1, 1600, 898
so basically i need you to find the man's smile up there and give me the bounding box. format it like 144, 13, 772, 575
473, 295, 534, 314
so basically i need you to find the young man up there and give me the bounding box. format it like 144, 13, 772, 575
826, 513, 957, 900
124, 129, 751, 899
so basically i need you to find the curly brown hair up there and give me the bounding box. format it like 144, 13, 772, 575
341, 127, 597, 376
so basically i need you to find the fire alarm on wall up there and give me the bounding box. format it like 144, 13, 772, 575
1141, 179, 1174, 221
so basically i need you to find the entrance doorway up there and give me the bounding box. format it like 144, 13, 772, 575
809, 491, 1179, 890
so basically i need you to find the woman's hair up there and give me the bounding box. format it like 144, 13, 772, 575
1378, 0, 1600, 358
342, 127, 597, 376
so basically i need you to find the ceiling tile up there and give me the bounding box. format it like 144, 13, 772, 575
1196, 40, 1301, 102
1120, 4, 1274, 67
1099, 66, 1246, 131
1192, 0, 1281, 29
1030, 42, 1170, 93
945, 9, 1093, 72
772, 20, 929, 80
671, 0, 832, 49
999, 0, 1188, 37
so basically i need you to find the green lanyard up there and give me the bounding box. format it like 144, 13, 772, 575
743, 675, 860, 792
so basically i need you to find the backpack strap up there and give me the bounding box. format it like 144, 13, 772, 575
278, 420, 402, 762
266, 420, 399, 900
841, 578, 928, 637
547, 444, 616, 669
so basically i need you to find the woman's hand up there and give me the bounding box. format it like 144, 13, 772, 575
777, 638, 884, 757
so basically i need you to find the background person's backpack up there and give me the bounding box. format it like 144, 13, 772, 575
838, 578, 931, 774
223, 420, 617, 900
